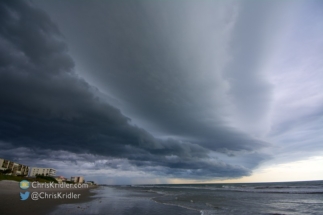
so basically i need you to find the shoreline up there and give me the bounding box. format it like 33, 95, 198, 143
0, 180, 98, 215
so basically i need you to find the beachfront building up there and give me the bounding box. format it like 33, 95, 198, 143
0, 158, 29, 176
54, 176, 67, 183
71, 176, 84, 183
29, 167, 56, 177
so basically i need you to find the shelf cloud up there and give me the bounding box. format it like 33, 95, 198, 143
1, 0, 322, 183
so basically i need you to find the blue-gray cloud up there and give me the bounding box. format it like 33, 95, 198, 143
0, 1, 270, 181
2, 0, 322, 183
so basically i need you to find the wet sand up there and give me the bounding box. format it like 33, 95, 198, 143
50, 186, 199, 215
0, 180, 98, 215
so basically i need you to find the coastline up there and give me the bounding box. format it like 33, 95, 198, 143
0, 180, 98, 215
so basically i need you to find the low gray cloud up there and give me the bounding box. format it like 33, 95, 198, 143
0, 1, 275, 182
0, 141, 250, 183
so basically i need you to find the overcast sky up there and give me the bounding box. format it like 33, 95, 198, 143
0, 0, 322, 184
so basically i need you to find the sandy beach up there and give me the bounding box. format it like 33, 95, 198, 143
0, 180, 97, 215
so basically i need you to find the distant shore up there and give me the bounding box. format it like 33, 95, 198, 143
0, 180, 98, 215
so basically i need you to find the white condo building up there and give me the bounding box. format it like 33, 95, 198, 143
29, 167, 56, 177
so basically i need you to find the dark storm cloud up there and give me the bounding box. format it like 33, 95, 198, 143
24, 0, 323, 182
33, 0, 270, 151
0, 0, 267, 179
0, 141, 250, 180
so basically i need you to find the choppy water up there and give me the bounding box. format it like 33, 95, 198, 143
124, 180, 323, 215
51, 180, 323, 215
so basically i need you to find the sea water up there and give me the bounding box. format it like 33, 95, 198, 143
51, 180, 323, 215
123, 180, 323, 215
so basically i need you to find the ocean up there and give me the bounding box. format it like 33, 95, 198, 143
51, 180, 323, 215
